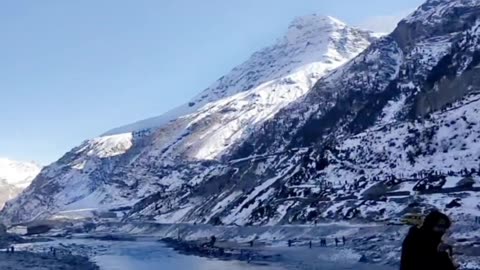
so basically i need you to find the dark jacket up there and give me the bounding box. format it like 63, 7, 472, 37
400, 226, 455, 270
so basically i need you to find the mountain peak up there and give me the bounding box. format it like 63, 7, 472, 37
285, 15, 347, 43
104, 15, 372, 137
288, 14, 346, 29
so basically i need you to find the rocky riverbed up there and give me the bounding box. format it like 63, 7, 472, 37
0, 251, 98, 270
5, 222, 480, 270
99, 222, 480, 269
0, 233, 98, 270
162, 237, 396, 270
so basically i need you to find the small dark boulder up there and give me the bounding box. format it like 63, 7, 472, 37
359, 255, 369, 263
446, 199, 462, 209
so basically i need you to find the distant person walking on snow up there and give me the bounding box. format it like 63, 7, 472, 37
320, 238, 327, 247
210, 235, 217, 247
400, 211, 456, 270
335, 238, 339, 247
342, 236, 346, 246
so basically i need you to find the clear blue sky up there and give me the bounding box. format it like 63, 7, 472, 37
0, 0, 424, 165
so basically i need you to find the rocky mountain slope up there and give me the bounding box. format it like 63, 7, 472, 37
0, 158, 41, 208
125, 0, 480, 226
0, 15, 374, 224
2, 0, 480, 227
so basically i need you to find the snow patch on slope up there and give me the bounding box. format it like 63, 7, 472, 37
78, 133, 133, 158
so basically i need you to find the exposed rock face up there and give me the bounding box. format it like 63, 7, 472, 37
391, 0, 480, 117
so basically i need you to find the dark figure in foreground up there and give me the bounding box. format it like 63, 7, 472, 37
288, 239, 292, 247
10, 246, 14, 253
309, 240, 312, 249
342, 236, 346, 246
400, 211, 457, 270
335, 238, 339, 246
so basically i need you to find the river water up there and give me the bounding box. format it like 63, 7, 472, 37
15, 239, 283, 270
15, 239, 395, 270
91, 241, 281, 270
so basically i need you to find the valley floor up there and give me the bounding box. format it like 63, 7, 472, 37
4, 222, 480, 269
164, 237, 396, 270
105, 222, 480, 269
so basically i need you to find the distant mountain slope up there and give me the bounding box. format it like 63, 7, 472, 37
0, 158, 41, 208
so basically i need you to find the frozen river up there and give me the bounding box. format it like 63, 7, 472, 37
91, 240, 281, 270
15, 239, 395, 270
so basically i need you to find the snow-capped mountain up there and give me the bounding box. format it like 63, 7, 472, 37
104, 15, 374, 162
105, 15, 373, 139
3, 0, 480, 228
207, 0, 480, 225
126, 0, 480, 225
0, 15, 375, 224
0, 158, 41, 208
199, 0, 480, 225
